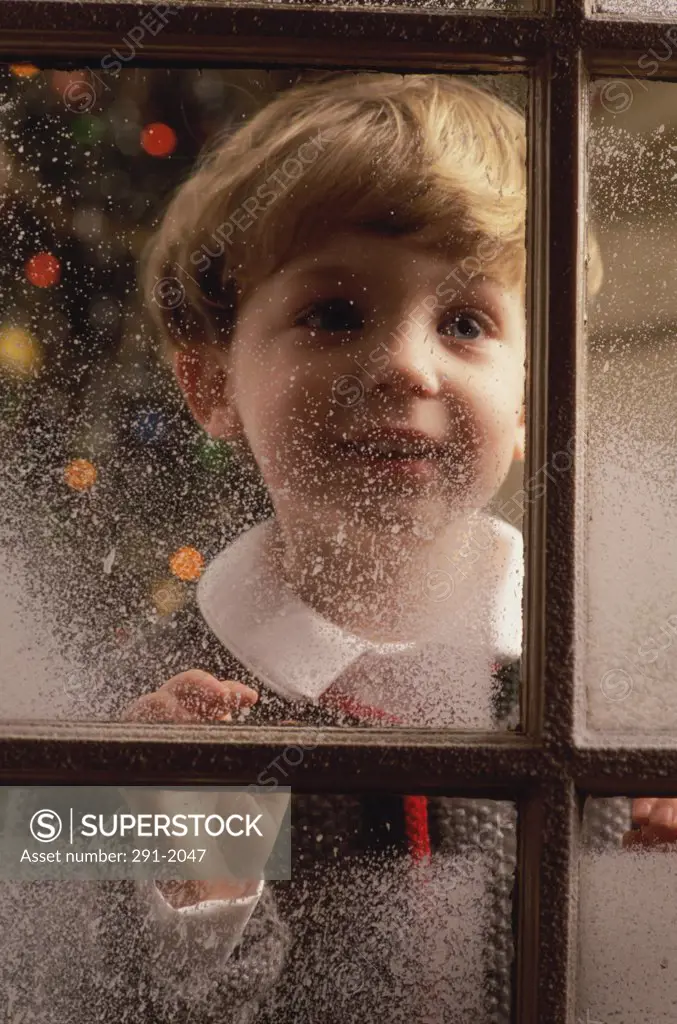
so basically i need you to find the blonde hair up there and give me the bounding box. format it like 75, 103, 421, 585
141, 72, 597, 352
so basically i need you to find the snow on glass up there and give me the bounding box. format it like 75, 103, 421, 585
583, 81, 677, 738
207, 0, 530, 8
0, 794, 517, 1022
578, 796, 677, 1022
594, 0, 677, 16
0, 67, 526, 1016
0, 67, 527, 730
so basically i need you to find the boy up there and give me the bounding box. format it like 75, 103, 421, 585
8, 72, 667, 1024
138, 70, 529, 736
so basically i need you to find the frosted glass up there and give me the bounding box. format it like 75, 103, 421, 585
580, 80, 677, 739
0, 795, 517, 1022
0, 67, 527, 729
578, 796, 677, 1023
593, 0, 677, 17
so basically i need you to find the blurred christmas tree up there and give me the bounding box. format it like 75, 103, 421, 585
0, 65, 317, 681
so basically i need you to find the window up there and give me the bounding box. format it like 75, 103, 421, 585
1, 1, 676, 1021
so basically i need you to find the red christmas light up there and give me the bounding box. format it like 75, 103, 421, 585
140, 122, 177, 158
25, 252, 61, 288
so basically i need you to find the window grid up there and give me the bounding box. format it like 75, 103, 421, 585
2, 3, 677, 1021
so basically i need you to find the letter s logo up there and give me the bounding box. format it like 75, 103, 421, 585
30, 809, 63, 842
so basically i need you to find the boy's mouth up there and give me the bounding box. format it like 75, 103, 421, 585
329, 429, 448, 482
336, 429, 447, 461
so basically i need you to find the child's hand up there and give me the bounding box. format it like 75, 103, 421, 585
120, 668, 259, 725
120, 670, 264, 907
622, 798, 677, 849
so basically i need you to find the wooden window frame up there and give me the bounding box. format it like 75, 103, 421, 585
2, 1, 677, 1019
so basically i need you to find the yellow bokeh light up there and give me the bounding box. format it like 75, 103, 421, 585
151, 579, 186, 616
0, 326, 43, 378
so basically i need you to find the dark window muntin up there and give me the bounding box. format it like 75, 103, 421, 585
2, 2, 677, 1021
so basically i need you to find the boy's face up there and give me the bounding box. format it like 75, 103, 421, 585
181, 229, 526, 532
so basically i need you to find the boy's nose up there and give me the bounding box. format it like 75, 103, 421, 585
366, 320, 443, 396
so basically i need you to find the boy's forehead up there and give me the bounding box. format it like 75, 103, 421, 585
275, 230, 483, 282
268, 244, 520, 311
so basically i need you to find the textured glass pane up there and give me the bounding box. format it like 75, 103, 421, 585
0, 794, 517, 1022
578, 795, 677, 1022
0, 67, 527, 728
79, 0, 533, 8
592, 0, 677, 17
581, 80, 677, 738
221, 0, 532, 8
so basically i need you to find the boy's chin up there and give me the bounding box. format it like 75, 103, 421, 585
299, 492, 478, 535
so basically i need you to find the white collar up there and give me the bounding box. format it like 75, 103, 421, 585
197, 514, 522, 722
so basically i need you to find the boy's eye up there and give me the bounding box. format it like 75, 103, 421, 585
294, 298, 364, 333
438, 311, 489, 343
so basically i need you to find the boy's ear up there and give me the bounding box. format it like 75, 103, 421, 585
172, 346, 243, 441
512, 403, 526, 462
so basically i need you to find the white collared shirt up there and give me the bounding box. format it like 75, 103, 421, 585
196, 512, 523, 727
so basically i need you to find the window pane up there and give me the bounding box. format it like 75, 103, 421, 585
578, 794, 677, 1022
229, 0, 532, 7
581, 80, 677, 738
163, 0, 533, 9
0, 794, 517, 1022
591, 0, 677, 18
0, 66, 528, 730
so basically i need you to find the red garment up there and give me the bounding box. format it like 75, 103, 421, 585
318, 687, 431, 863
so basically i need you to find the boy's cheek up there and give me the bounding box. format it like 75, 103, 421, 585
368, 344, 390, 370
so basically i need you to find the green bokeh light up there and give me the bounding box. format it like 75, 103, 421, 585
71, 115, 106, 145
196, 437, 233, 473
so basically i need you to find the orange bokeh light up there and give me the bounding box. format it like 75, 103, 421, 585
169, 546, 205, 582
25, 252, 61, 288
64, 459, 97, 491
10, 64, 40, 78
140, 122, 177, 158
